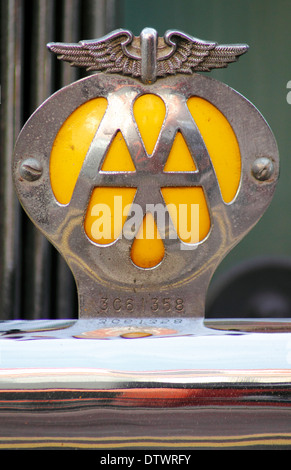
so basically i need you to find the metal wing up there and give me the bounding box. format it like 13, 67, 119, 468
157, 31, 249, 76
47, 29, 141, 76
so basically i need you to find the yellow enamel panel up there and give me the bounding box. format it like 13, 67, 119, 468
50, 92, 237, 268
50, 97, 108, 205
164, 132, 197, 172
101, 131, 135, 172
187, 96, 241, 203
162, 129, 210, 244
133, 94, 166, 155
131, 213, 165, 269
84, 187, 136, 245
161, 187, 211, 243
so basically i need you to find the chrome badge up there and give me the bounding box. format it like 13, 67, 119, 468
13, 28, 279, 319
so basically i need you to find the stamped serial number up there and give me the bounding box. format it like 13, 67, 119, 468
99, 296, 185, 314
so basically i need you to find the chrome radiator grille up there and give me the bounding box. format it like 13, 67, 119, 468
0, 0, 120, 320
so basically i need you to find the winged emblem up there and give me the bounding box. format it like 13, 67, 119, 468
47, 27, 249, 84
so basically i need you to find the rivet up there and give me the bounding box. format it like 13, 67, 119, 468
252, 157, 274, 181
20, 158, 43, 181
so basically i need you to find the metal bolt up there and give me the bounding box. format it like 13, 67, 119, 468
252, 157, 274, 181
20, 158, 43, 182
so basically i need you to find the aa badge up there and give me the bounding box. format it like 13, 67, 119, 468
13, 28, 279, 319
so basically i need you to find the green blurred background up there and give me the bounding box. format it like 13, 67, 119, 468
119, 0, 291, 288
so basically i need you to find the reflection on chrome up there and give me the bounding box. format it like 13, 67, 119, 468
0, 318, 290, 449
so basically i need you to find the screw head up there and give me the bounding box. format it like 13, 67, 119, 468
252, 157, 274, 181
20, 158, 43, 181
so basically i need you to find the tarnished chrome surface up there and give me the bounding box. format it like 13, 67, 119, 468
0, 319, 290, 449
47, 27, 248, 83
13, 72, 279, 318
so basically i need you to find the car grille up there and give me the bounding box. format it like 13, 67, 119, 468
0, 0, 120, 320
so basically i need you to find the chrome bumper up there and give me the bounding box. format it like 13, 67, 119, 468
0, 318, 290, 449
